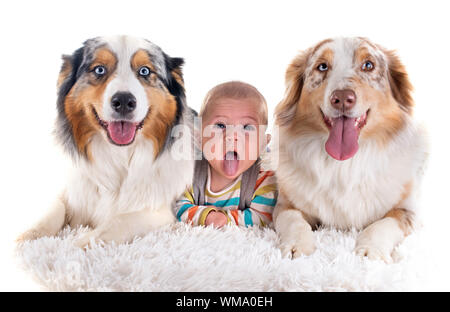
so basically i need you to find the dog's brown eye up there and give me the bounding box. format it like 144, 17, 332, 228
361, 61, 375, 72
317, 63, 328, 72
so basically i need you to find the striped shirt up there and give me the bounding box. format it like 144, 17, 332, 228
174, 166, 277, 228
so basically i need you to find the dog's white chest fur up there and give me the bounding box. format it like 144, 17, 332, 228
65, 134, 194, 227
271, 119, 427, 230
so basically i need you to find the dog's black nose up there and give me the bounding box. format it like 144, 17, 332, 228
111, 92, 137, 115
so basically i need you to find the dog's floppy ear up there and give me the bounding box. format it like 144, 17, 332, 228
168, 57, 184, 85
158, 53, 188, 154
164, 54, 187, 124
385, 49, 414, 114
57, 55, 74, 90
55, 46, 85, 158
57, 47, 84, 97
164, 54, 185, 97
275, 49, 310, 126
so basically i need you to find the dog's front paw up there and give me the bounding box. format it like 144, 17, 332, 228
280, 233, 316, 259
354, 219, 403, 263
354, 244, 393, 263
74, 230, 104, 249
16, 228, 46, 243
355, 230, 393, 263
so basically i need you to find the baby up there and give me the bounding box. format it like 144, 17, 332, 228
174, 81, 277, 228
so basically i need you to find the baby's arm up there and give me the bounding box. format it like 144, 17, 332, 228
216, 172, 278, 228
175, 171, 277, 228
174, 188, 223, 226
220, 199, 275, 228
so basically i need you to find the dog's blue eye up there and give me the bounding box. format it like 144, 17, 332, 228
139, 66, 151, 77
94, 65, 106, 76
317, 63, 328, 72
362, 61, 374, 71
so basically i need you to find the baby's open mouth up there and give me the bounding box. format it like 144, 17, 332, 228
223, 151, 240, 176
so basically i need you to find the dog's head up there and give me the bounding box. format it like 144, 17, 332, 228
56, 35, 186, 159
275, 37, 413, 160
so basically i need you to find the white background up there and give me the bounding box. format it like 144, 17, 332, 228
0, 0, 449, 291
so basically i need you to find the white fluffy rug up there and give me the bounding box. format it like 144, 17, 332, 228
15, 223, 442, 291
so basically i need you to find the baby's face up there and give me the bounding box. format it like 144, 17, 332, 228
202, 97, 268, 180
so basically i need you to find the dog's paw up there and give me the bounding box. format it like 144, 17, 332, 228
355, 220, 400, 263
355, 229, 393, 263
280, 237, 316, 259
74, 231, 103, 249
354, 244, 393, 263
16, 229, 46, 243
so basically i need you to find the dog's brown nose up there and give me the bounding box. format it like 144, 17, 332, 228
330, 90, 356, 111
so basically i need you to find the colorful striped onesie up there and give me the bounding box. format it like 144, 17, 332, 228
174, 166, 277, 228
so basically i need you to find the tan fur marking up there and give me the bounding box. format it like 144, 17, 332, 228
131, 50, 156, 72
354, 46, 375, 66
65, 72, 116, 160
64, 89, 97, 160
385, 181, 414, 235
315, 48, 334, 67
361, 89, 406, 147
384, 208, 414, 236
90, 48, 117, 70
395, 181, 413, 208
141, 87, 177, 157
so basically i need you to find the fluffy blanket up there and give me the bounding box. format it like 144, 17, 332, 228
15, 223, 441, 291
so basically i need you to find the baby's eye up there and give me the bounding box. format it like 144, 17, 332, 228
214, 123, 226, 129
243, 124, 255, 131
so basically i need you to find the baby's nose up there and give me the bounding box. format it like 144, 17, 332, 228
225, 129, 239, 141
226, 135, 237, 142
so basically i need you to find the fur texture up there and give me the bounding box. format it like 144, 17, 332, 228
17, 35, 195, 247
15, 224, 436, 291
267, 37, 428, 262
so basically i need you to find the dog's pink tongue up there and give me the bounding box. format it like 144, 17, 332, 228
223, 152, 239, 176
325, 116, 359, 161
107, 121, 137, 145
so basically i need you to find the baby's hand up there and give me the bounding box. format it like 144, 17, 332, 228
205, 211, 227, 228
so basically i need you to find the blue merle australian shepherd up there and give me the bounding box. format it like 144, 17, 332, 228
18, 35, 195, 247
